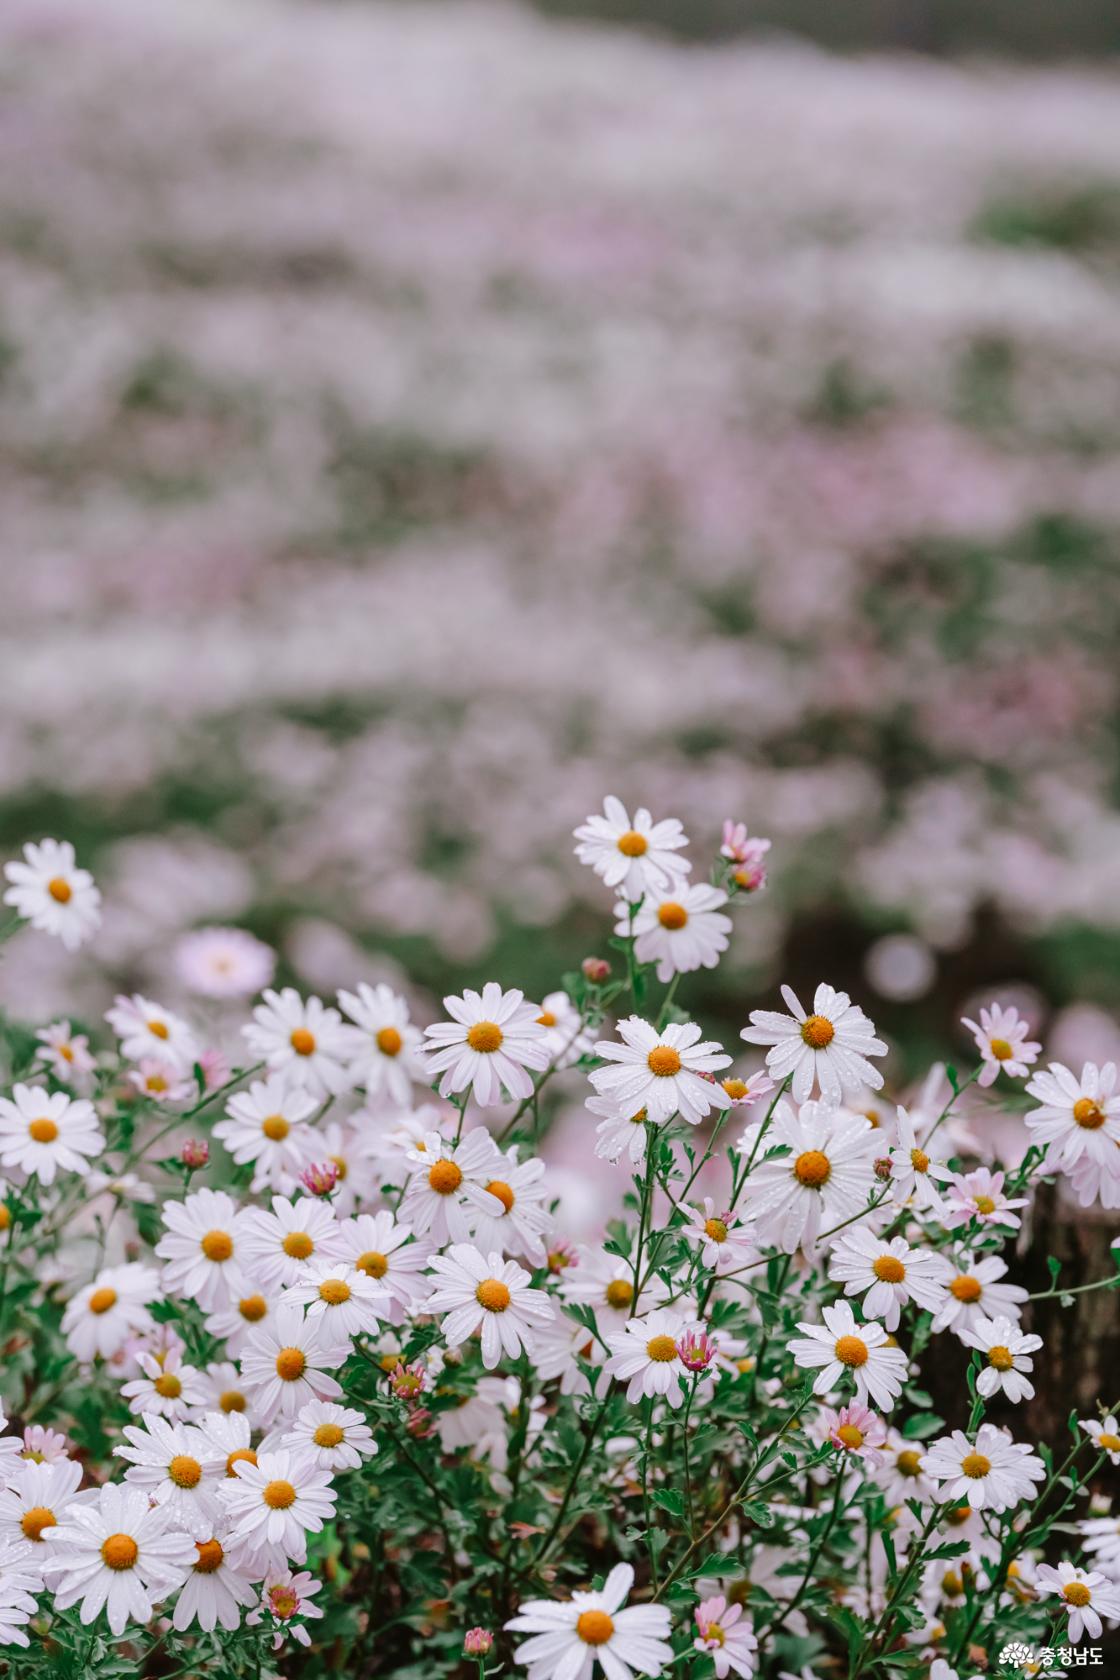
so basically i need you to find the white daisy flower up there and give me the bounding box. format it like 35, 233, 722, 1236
218, 1447, 337, 1570
114, 1416, 225, 1538
196, 1409, 258, 1481
560, 1244, 668, 1333
532, 1311, 600, 1398
789, 1302, 909, 1411
879, 1430, 938, 1505
603, 1307, 691, 1410
239, 1302, 344, 1423
19, 1425, 72, 1467
722, 1067, 776, 1110
743, 983, 887, 1106
172, 1521, 259, 1633
337, 982, 425, 1105
574, 795, 691, 904
34, 1020, 96, 1086
462, 1151, 553, 1264
887, 1106, 955, 1214
742, 1099, 878, 1255
3, 838, 101, 950
828, 1230, 948, 1332
156, 1188, 254, 1312
1036, 1562, 1120, 1642
281, 1400, 377, 1472
958, 1316, 1042, 1404
121, 1347, 208, 1422
336, 1211, 435, 1327
586, 1096, 651, 1167
1080, 1414, 1120, 1466
212, 1077, 319, 1195
46, 1482, 196, 1637
399, 1128, 500, 1247
173, 926, 275, 1000
247, 1566, 324, 1649
960, 1002, 1040, 1087
920, 1424, 1044, 1512
0, 1458, 86, 1553
1079, 1515, 1120, 1570
423, 983, 550, 1108
425, 1243, 554, 1369
1024, 1060, 1120, 1173
204, 1289, 274, 1358
680, 1199, 757, 1274
195, 1361, 254, 1421
930, 1255, 1028, 1338
0, 1540, 41, 1647
62, 1263, 160, 1365
128, 1058, 196, 1106
240, 1194, 345, 1292
105, 993, 199, 1072
621, 881, 732, 982
534, 990, 594, 1069
281, 1259, 386, 1346
0, 1084, 104, 1187
506, 1559, 673, 1680
590, 1015, 731, 1127
243, 987, 358, 1099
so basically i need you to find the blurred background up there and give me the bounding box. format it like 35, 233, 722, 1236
3, 0, 1120, 1079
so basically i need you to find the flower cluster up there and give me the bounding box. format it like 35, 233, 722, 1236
0, 814, 1113, 1680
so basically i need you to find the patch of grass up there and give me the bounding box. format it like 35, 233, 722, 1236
971, 182, 1120, 253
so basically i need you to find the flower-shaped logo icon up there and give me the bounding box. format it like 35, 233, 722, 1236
998, 1643, 1035, 1670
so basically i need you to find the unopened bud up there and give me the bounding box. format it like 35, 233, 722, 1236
581, 957, 611, 984
405, 1405, 434, 1439
546, 1239, 577, 1275
464, 1628, 494, 1657
299, 1160, 340, 1198
180, 1138, 209, 1170
874, 1157, 893, 1181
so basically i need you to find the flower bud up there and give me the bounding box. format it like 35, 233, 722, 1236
581, 957, 611, 984
180, 1138, 209, 1170
677, 1326, 717, 1372
546, 1239, 577, 1275
464, 1628, 494, 1657
405, 1405, 434, 1439
874, 1157, 893, 1181
299, 1160, 340, 1197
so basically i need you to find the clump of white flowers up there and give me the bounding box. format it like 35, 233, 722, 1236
0, 819, 1112, 1680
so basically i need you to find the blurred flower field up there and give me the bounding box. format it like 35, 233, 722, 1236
2, 0, 1120, 1072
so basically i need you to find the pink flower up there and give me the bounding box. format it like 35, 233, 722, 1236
943, 1167, 1026, 1232
819, 1401, 888, 1464
463, 1628, 494, 1656
961, 1003, 1041, 1087
720, 822, 770, 892
677, 1326, 718, 1372
180, 1138, 209, 1170
693, 1593, 758, 1678
299, 1161, 341, 1198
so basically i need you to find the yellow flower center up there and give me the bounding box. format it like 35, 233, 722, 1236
616, 831, 648, 858
647, 1046, 682, 1077
0, 1205, 9, 1231
271, 1586, 299, 1618
476, 1278, 511, 1313
145, 1074, 168, 1094
466, 1021, 503, 1054
376, 1026, 403, 1057
485, 1179, 516, 1214
646, 1334, 679, 1362
974, 1194, 996, 1214
1073, 1097, 1106, 1129
154, 1373, 182, 1399
28, 1118, 58, 1144
794, 1149, 831, 1188
987, 1345, 1014, 1372
263, 1479, 297, 1510
282, 1231, 314, 1260
201, 1230, 234, 1263
910, 1147, 930, 1173
220, 1390, 246, 1413
226, 1448, 257, 1476
239, 1294, 267, 1321
168, 1454, 202, 1488
873, 1255, 906, 1284
536, 1011, 557, 1027
896, 1450, 922, 1477
428, 1159, 463, 1195
101, 1533, 139, 1570
722, 1079, 748, 1100
961, 1452, 991, 1479
262, 1114, 289, 1141
605, 1279, 633, 1309
801, 1015, 835, 1049
276, 1348, 306, 1381
989, 1037, 1013, 1061
834, 1334, 869, 1368
1063, 1582, 1091, 1607
950, 1275, 982, 1303
577, 1609, 615, 1643
88, 1286, 118, 1315
943, 1570, 964, 1596
314, 1423, 345, 1448
147, 1019, 169, 1040
319, 1279, 351, 1305
357, 1250, 388, 1278
657, 902, 688, 930
47, 877, 72, 903
704, 1217, 729, 1243
20, 1506, 55, 1542
290, 1027, 316, 1056
1098, 1432, 1120, 1451
837, 1424, 864, 1449
194, 1538, 224, 1574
